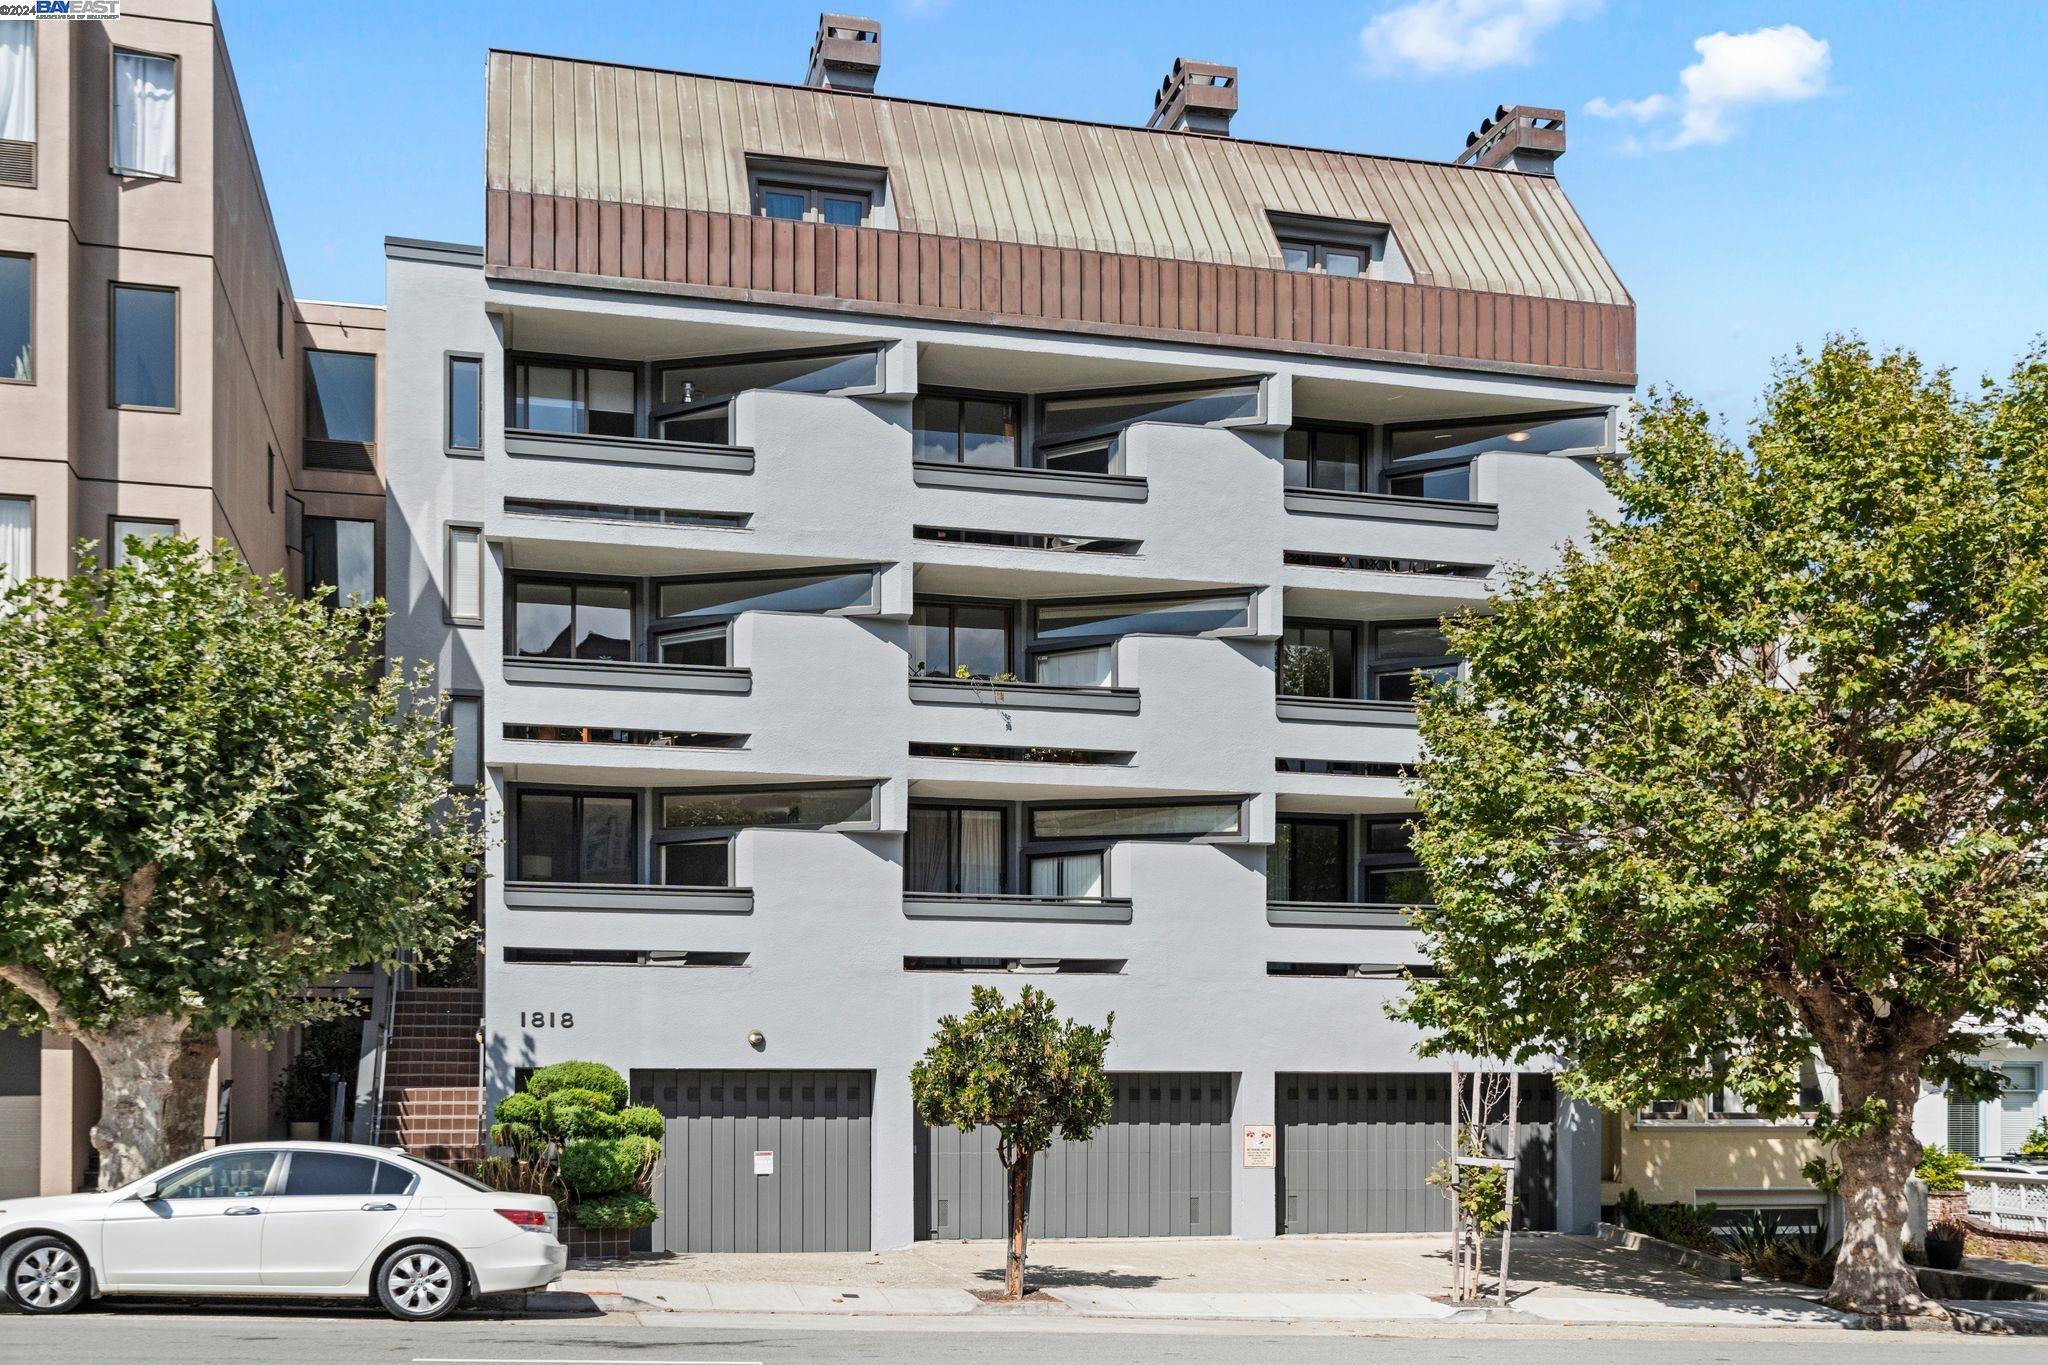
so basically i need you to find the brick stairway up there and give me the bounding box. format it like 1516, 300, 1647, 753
377, 987, 484, 1161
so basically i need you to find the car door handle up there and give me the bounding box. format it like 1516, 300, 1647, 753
225, 1205, 262, 1215
360, 1202, 397, 1212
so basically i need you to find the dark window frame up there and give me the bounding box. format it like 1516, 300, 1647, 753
1024, 796, 1247, 845
504, 570, 639, 663
108, 281, 178, 412
912, 387, 1024, 468
906, 801, 1011, 895
0, 251, 33, 385
753, 179, 873, 226
301, 348, 379, 463
1360, 814, 1430, 906
108, 45, 180, 181
301, 513, 378, 608
650, 341, 884, 443
1278, 617, 1361, 700
446, 351, 484, 454
1380, 408, 1612, 500
507, 354, 639, 438
511, 786, 642, 886
655, 780, 883, 838
909, 596, 1016, 679
1032, 376, 1264, 471
1367, 619, 1461, 702
646, 562, 881, 663
105, 515, 177, 568
1027, 589, 1257, 682
1271, 814, 1352, 903
1282, 419, 1372, 492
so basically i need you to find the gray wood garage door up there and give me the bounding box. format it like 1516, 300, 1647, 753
922, 1071, 1233, 1240
633, 1069, 872, 1252
1278, 1072, 1556, 1235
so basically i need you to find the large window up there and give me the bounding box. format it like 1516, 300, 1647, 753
303, 351, 377, 453
909, 601, 1011, 679
1029, 802, 1241, 841
0, 22, 35, 152
1283, 424, 1366, 492
650, 567, 875, 665
660, 784, 875, 832
653, 346, 880, 444
1036, 382, 1260, 474
510, 360, 634, 437
1385, 412, 1608, 502
111, 49, 176, 178
1030, 593, 1251, 686
0, 253, 29, 381
515, 790, 636, 883
0, 496, 29, 591
1368, 623, 1460, 702
914, 393, 1019, 467
1026, 850, 1105, 899
511, 578, 633, 661
907, 805, 1006, 895
446, 354, 482, 452
110, 283, 176, 410
1360, 817, 1429, 905
1271, 817, 1349, 902
445, 525, 483, 623
1279, 621, 1358, 699
302, 515, 375, 607
108, 517, 175, 568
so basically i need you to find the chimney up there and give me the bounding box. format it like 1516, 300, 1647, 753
1455, 105, 1565, 175
805, 13, 882, 92
1147, 59, 1237, 136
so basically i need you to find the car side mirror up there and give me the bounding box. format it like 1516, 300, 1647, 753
132, 1180, 159, 1202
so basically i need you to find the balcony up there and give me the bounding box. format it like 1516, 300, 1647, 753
1275, 695, 1418, 727
502, 881, 754, 914
909, 674, 1139, 715
1265, 901, 1415, 929
502, 656, 752, 694
504, 427, 755, 475
902, 891, 1134, 924
912, 461, 1147, 503
1284, 486, 1499, 529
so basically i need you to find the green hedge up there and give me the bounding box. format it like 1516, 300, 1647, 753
560, 1134, 660, 1197
572, 1192, 659, 1230
617, 1105, 665, 1139
1916, 1144, 1974, 1193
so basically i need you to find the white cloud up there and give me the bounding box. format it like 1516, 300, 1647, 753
1584, 24, 1830, 149
1361, 0, 1600, 76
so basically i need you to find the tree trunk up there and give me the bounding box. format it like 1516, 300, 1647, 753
1824, 1046, 1940, 1320
1004, 1153, 1034, 1299
76, 1017, 218, 1189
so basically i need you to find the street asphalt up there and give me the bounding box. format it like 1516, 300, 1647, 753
3, 1303, 2047, 1365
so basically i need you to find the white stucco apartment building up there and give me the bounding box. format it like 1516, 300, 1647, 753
378, 16, 1637, 1253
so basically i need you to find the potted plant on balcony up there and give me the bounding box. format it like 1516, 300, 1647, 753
482, 1060, 664, 1261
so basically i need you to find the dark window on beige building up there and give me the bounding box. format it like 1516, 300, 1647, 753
108, 517, 176, 568
0, 253, 29, 382
303, 350, 377, 470
303, 514, 375, 607
110, 284, 176, 410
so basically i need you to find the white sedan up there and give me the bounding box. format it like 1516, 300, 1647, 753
0, 1140, 566, 1321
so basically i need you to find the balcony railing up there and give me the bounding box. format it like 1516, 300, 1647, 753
911, 460, 1147, 503
909, 675, 1140, 715
1965, 1170, 2048, 1234
502, 881, 754, 914
504, 426, 755, 474
902, 891, 1134, 924
1265, 900, 1416, 929
1284, 486, 1500, 528
502, 656, 752, 694
1275, 695, 1419, 726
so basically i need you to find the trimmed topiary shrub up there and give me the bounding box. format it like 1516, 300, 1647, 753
1916, 1144, 1974, 1193
481, 1061, 661, 1234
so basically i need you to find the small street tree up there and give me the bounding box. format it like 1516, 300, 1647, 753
0, 536, 482, 1186
1393, 340, 2048, 1319
911, 984, 1113, 1298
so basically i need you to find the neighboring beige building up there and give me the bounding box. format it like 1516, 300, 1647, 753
0, 4, 384, 1195
1601, 1066, 1833, 1231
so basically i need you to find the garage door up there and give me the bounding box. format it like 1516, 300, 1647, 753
1278, 1072, 1555, 1235
633, 1069, 872, 1252
921, 1071, 1233, 1240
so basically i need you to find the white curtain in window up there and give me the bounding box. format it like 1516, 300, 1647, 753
0, 22, 33, 144
113, 51, 176, 177
447, 527, 481, 619
1033, 646, 1113, 688
0, 497, 29, 591
958, 810, 1004, 895
1030, 852, 1103, 899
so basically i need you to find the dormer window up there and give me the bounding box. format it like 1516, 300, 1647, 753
1268, 213, 1406, 282
748, 155, 888, 229
757, 181, 870, 227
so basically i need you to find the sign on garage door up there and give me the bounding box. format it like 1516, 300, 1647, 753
633, 1069, 872, 1253
922, 1071, 1233, 1240
1278, 1072, 1556, 1235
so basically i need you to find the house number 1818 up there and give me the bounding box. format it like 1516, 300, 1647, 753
521, 1010, 574, 1029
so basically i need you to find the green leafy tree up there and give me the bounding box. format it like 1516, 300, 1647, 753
0, 537, 482, 1186
911, 984, 1113, 1298
1392, 340, 2048, 1318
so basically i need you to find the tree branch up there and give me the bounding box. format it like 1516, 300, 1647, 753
119, 859, 161, 948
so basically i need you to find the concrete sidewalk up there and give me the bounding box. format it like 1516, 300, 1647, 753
534, 1233, 2048, 1332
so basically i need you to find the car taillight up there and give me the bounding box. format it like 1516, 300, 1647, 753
496, 1207, 549, 1228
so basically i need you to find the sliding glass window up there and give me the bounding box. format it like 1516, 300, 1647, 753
515, 791, 637, 884
913, 392, 1019, 467
511, 578, 633, 661
1283, 425, 1367, 492
1368, 622, 1460, 702
509, 360, 635, 437
1030, 593, 1250, 686
649, 567, 875, 665
1271, 817, 1349, 902
1360, 817, 1430, 905
653, 345, 880, 443
1278, 621, 1358, 698
909, 601, 1011, 679
1384, 411, 1608, 501
1035, 381, 1260, 473
1029, 802, 1241, 841
907, 805, 1006, 895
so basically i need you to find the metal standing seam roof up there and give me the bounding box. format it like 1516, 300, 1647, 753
485, 50, 1630, 308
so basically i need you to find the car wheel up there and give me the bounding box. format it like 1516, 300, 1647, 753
375, 1243, 465, 1322
4, 1235, 89, 1314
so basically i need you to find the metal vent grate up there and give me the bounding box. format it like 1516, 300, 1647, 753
0, 139, 33, 186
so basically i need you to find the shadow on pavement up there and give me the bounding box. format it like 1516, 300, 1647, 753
975, 1264, 1166, 1290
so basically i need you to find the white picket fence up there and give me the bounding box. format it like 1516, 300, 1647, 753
1964, 1170, 2048, 1233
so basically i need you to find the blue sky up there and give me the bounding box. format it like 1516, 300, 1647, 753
220, 0, 2048, 417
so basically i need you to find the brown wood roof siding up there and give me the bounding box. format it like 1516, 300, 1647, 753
484, 192, 1636, 385
485, 52, 1630, 308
